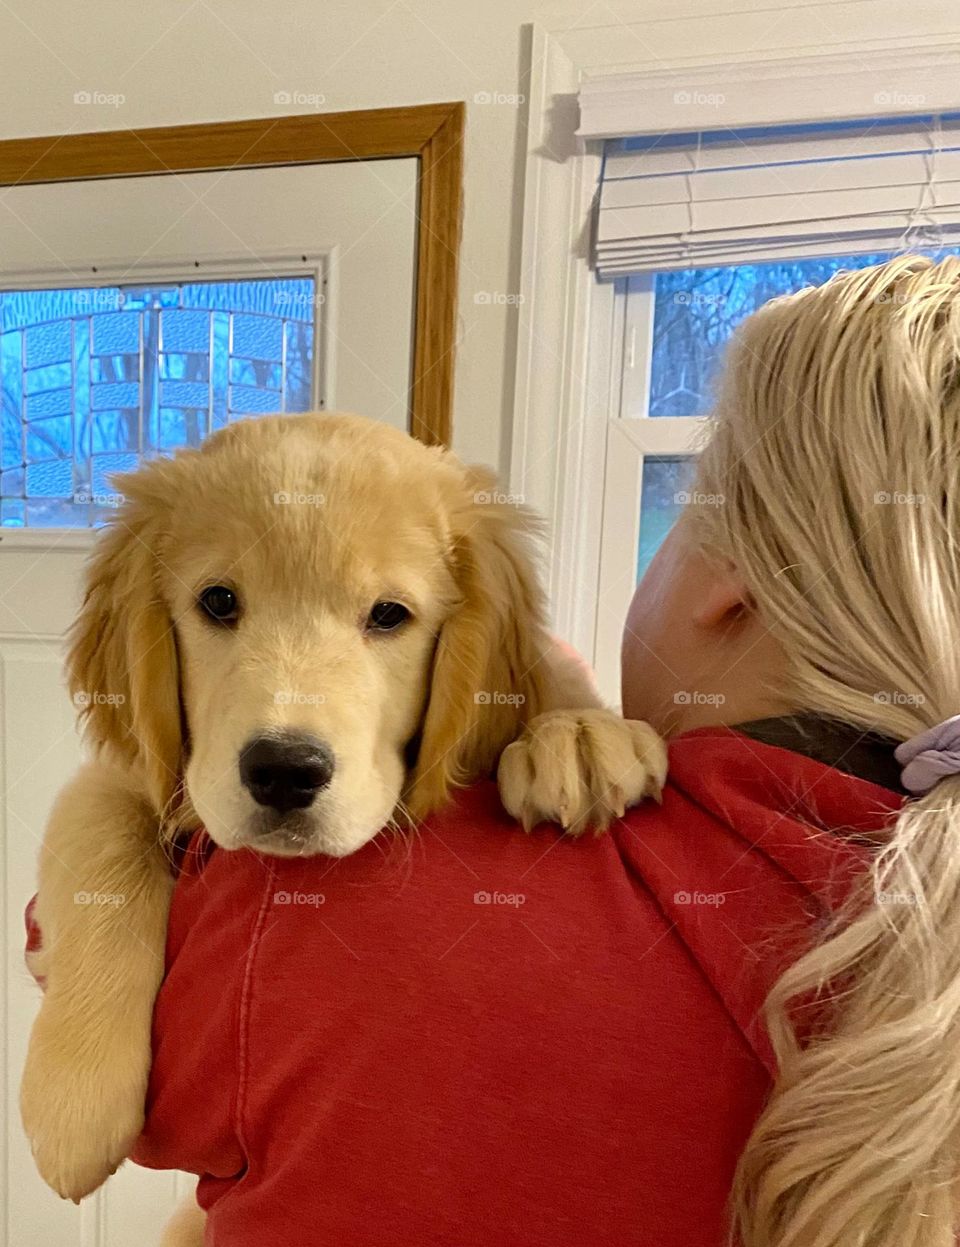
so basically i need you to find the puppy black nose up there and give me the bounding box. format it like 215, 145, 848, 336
239, 732, 335, 813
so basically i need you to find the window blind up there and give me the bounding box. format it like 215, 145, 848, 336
594, 115, 960, 278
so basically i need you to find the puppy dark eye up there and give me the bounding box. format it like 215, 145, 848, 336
199, 585, 239, 624
366, 601, 411, 632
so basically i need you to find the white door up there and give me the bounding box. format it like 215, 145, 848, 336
0, 158, 418, 1245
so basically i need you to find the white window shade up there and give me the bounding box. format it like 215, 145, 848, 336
594, 115, 960, 279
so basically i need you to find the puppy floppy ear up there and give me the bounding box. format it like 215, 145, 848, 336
405, 467, 553, 819
67, 479, 182, 818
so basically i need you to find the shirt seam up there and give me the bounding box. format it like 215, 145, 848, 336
232, 858, 278, 1172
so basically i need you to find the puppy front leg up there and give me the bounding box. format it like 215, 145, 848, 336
20, 758, 174, 1201
498, 638, 667, 834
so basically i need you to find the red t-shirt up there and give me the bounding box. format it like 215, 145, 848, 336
132, 727, 901, 1246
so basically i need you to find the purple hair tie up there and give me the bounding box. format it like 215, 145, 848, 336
894, 715, 960, 795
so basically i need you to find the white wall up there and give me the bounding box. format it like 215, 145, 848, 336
4, 0, 947, 477
0, 0, 548, 476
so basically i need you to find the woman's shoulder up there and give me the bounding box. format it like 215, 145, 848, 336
610, 725, 901, 1068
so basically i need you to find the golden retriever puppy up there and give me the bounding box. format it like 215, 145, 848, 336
20, 413, 665, 1203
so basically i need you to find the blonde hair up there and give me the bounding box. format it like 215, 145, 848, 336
690, 254, 960, 1247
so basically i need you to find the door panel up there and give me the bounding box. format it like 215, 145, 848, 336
0, 155, 419, 1244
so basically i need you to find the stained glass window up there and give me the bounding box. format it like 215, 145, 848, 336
1, 277, 318, 527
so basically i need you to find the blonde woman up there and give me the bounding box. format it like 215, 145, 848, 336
625, 252, 960, 1246
134, 255, 956, 1247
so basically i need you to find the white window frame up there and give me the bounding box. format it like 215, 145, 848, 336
512, 1, 960, 702
592, 276, 707, 696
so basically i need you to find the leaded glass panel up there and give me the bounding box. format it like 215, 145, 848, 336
0, 276, 318, 527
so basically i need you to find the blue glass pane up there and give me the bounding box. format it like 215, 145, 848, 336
73, 327, 90, 465
1, 413, 19, 470
160, 381, 209, 408
1, 467, 23, 497
647, 248, 960, 417
25, 389, 72, 420
2, 288, 115, 332
211, 312, 229, 430
1, 274, 316, 527
25, 362, 72, 394
1, 498, 25, 526
156, 408, 188, 449
25, 320, 71, 368
26, 418, 72, 460
232, 314, 283, 361
92, 411, 139, 453
92, 313, 140, 355
230, 385, 281, 415
160, 353, 209, 383
2, 331, 23, 419
161, 309, 209, 352
180, 278, 315, 319
638, 457, 696, 580
26, 457, 71, 497
92, 381, 139, 411
92, 355, 139, 383
91, 453, 138, 493
284, 321, 313, 412
229, 358, 282, 389
26, 497, 81, 526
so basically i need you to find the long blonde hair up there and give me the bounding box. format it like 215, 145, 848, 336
690, 254, 960, 1247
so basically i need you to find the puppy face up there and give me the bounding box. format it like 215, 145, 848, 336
170, 421, 458, 856
68, 414, 549, 857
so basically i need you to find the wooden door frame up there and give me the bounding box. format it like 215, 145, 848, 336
0, 102, 464, 445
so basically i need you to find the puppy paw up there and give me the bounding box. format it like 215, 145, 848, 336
497, 709, 667, 836
20, 1000, 148, 1201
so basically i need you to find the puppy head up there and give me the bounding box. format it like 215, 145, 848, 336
68, 413, 549, 857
